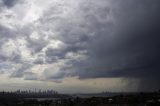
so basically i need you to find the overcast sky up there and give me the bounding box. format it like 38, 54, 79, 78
0, 0, 160, 93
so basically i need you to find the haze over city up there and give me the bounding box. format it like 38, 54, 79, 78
0, 0, 160, 94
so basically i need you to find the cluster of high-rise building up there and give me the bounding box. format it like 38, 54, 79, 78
0, 89, 59, 96
14, 89, 58, 95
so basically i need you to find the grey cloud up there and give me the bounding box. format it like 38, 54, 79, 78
0, 25, 22, 63
27, 36, 48, 54
43, 70, 65, 80
10, 70, 24, 78
24, 72, 38, 80
41, 0, 111, 64
10, 63, 32, 78
2, 0, 19, 8
69, 0, 160, 90
0, 0, 160, 91
40, 0, 160, 90
0, 25, 16, 38
45, 44, 85, 63
42, 68, 66, 83
33, 58, 44, 65
0, 51, 21, 63
45, 48, 65, 63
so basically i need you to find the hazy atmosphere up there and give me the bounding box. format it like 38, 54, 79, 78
0, 0, 160, 93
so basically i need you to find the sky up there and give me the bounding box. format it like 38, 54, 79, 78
0, 0, 160, 93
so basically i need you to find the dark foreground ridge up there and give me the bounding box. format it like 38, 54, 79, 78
0, 90, 160, 106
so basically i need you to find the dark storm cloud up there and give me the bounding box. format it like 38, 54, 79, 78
0, 0, 159, 91
2, 0, 18, 8
51, 0, 160, 90
100, 0, 159, 90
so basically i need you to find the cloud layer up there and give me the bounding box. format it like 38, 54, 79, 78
0, 0, 160, 91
